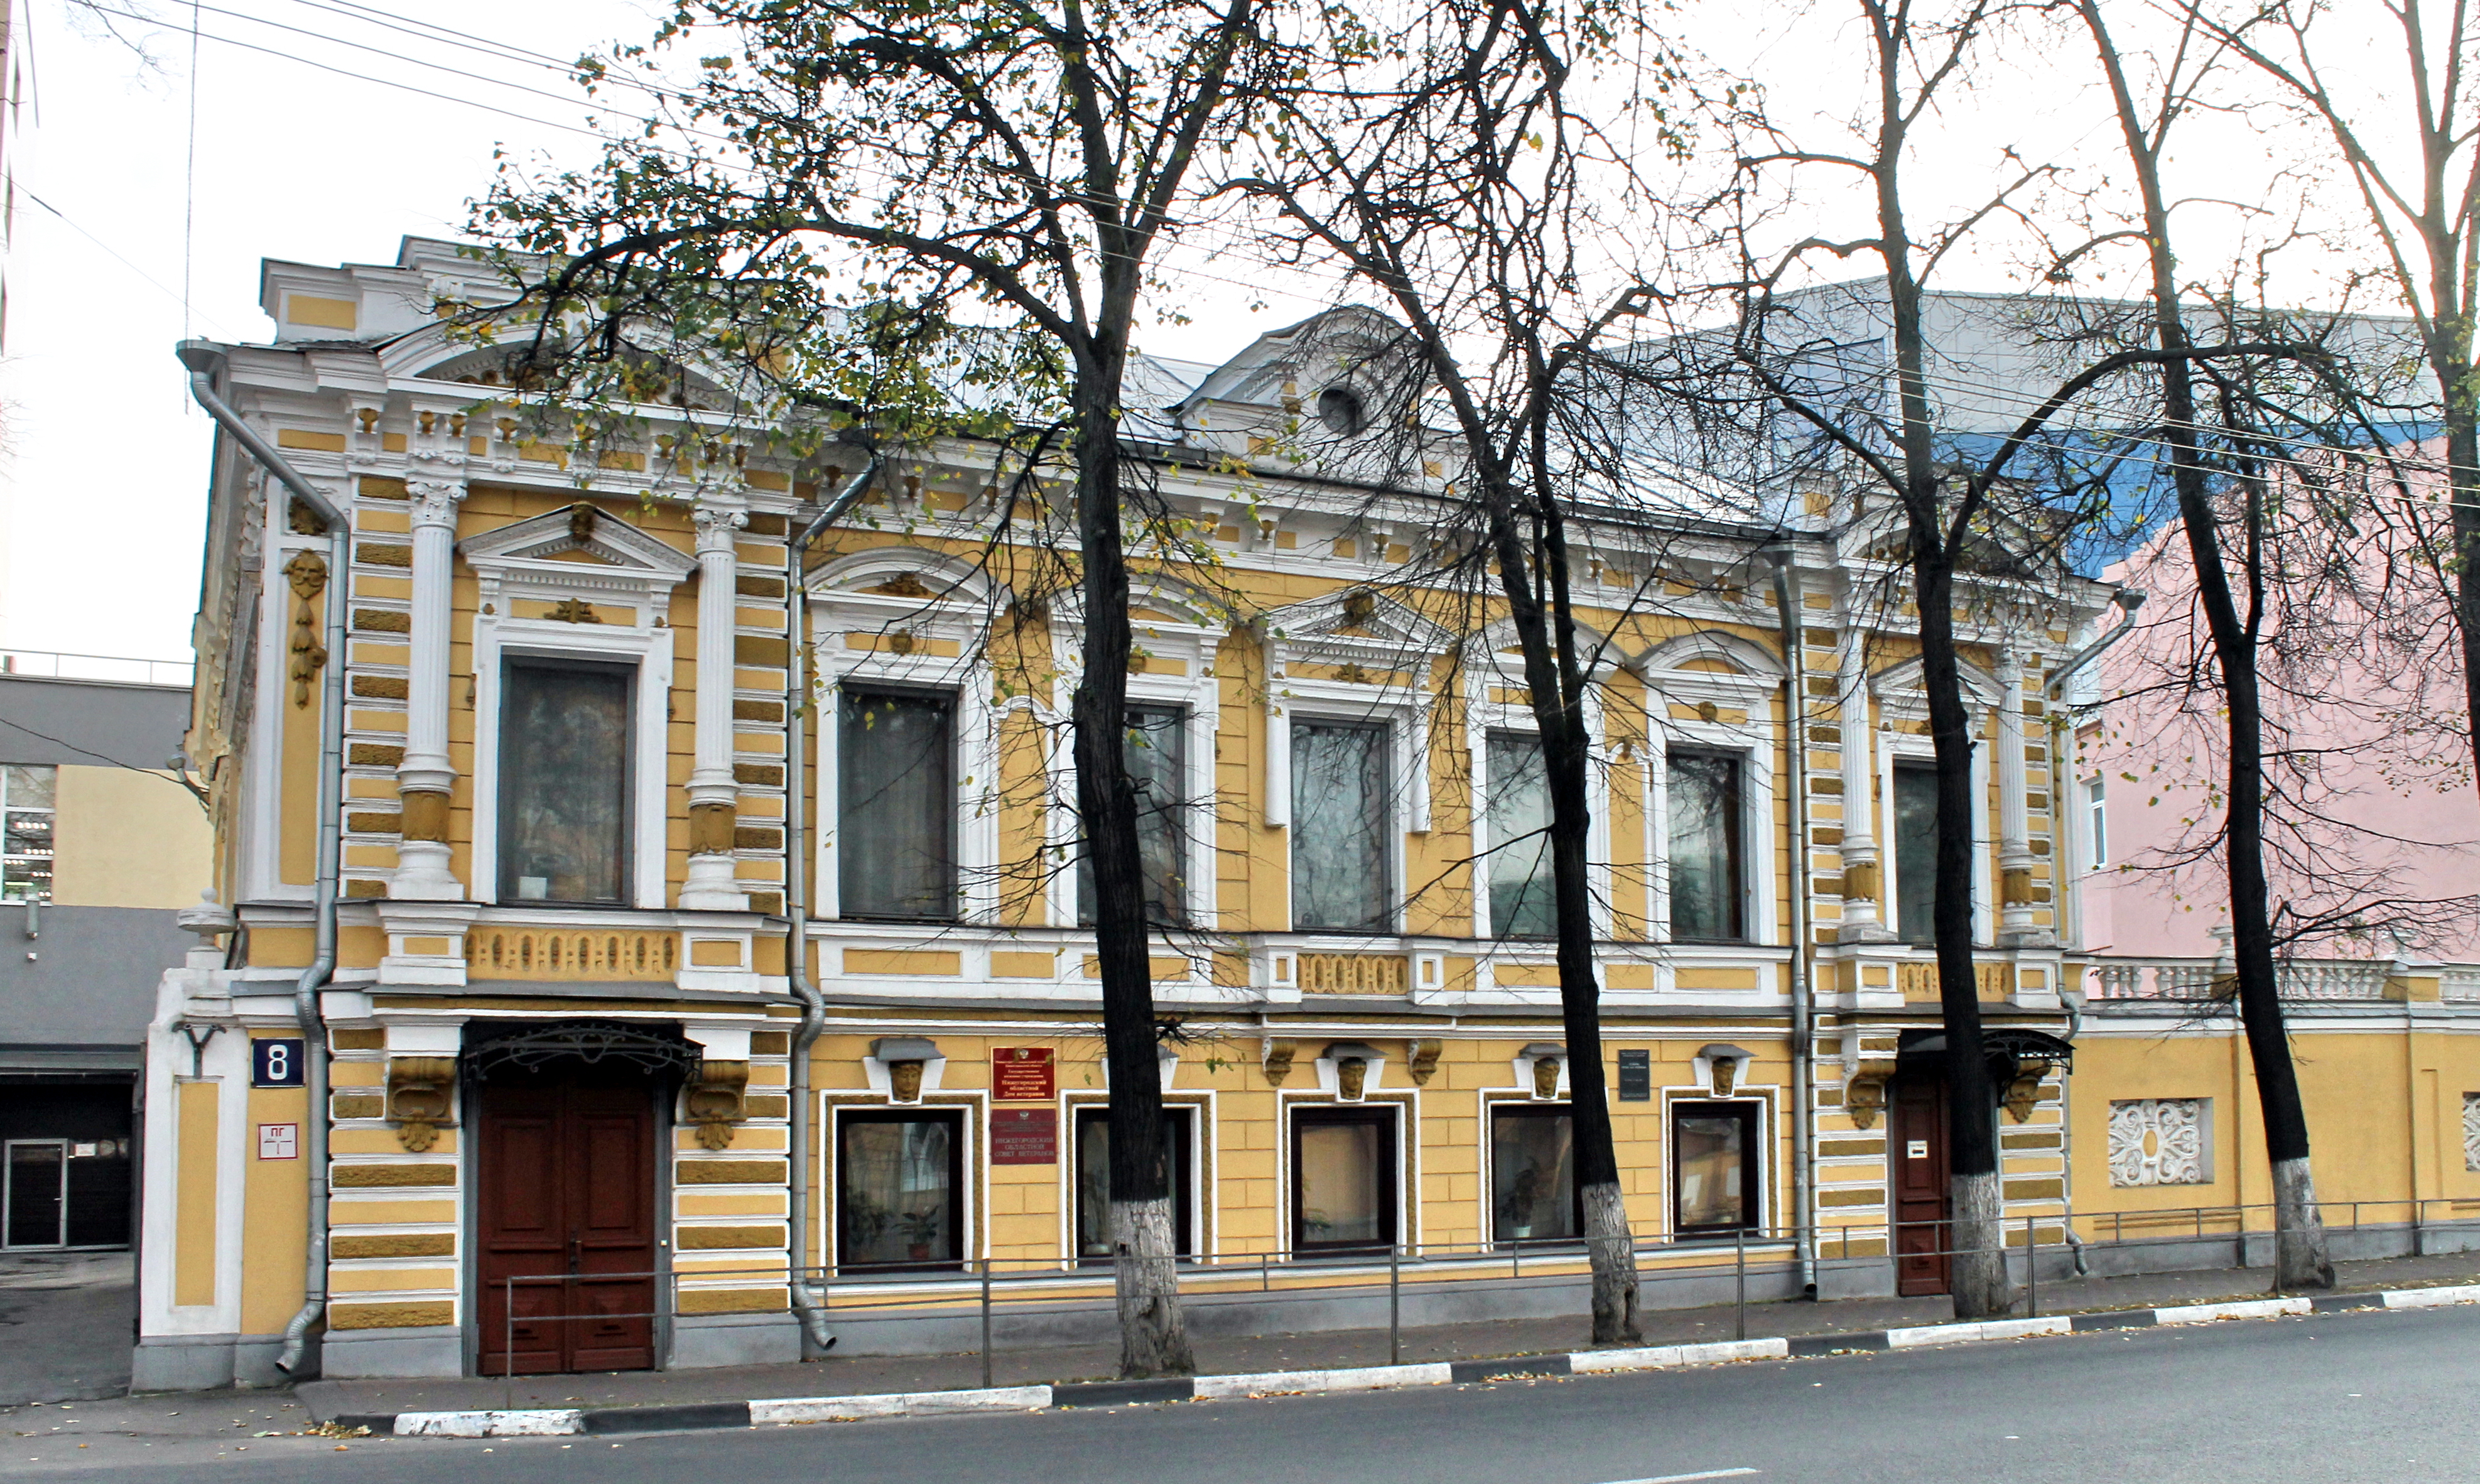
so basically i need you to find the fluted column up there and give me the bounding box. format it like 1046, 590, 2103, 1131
680, 499, 749, 910
393, 478, 464, 899
1836, 635, 1893, 941
1996, 646, 2043, 945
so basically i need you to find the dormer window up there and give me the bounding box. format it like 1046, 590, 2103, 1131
1316, 386, 1368, 436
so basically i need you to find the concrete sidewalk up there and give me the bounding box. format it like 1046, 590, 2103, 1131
290, 1248, 2480, 1422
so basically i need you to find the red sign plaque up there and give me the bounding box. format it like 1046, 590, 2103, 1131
990, 1108, 1058, 1165
992, 1047, 1056, 1101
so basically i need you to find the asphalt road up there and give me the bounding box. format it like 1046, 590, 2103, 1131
16, 1303, 2477, 1482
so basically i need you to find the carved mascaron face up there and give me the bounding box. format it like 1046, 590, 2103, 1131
1336, 1056, 1368, 1101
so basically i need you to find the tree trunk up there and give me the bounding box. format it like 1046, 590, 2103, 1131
1915, 555, 2010, 1319
1485, 474, 1640, 1345
1071, 367, 1193, 1377
2444, 404, 2480, 809
2077, 6, 2336, 1291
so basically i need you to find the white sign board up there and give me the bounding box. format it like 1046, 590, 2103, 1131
258, 1123, 300, 1160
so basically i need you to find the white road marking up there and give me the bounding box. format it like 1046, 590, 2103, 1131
1599, 1470, 1761, 1483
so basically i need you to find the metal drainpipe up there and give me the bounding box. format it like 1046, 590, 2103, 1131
782, 452, 880, 1358
1768, 544, 1819, 1297
180, 343, 349, 1377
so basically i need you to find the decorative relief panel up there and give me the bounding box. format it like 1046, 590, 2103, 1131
2108, 1098, 2209, 1187
2464, 1093, 2479, 1173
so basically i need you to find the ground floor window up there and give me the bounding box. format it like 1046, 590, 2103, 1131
1075, 1105, 1195, 1260
1292, 1105, 1397, 1254
1490, 1105, 1577, 1246
1672, 1101, 1759, 1235
838, 1109, 965, 1270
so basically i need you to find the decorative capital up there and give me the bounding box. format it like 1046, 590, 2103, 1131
693, 503, 748, 553
407, 479, 466, 529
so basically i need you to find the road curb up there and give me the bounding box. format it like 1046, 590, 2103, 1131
350, 1279, 2480, 1439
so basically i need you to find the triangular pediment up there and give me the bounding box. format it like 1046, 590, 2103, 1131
459, 503, 699, 582
1262, 588, 1455, 663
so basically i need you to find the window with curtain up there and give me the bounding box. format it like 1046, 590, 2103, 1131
1291, 720, 1392, 932
837, 1110, 963, 1269
1893, 764, 1938, 944
1667, 750, 1743, 941
1485, 732, 1554, 939
1291, 1105, 1395, 1252
1074, 1105, 1195, 1260
839, 688, 957, 920
1, 764, 56, 904
1672, 1100, 1758, 1235
1077, 705, 1189, 928
499, 661, 631, 904
1491, 1106, 1576, 1245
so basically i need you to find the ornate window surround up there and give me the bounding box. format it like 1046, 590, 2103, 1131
1634, 631, 1784, 950
1043, 575, 1231, 932
1869, 654, 2000, 946
804, 547, 1007, 924
1461, 621, 1615, 943
1260, 590, 1456, 934
462, 505, 698, 911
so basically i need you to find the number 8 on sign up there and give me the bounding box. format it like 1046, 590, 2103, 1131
253, 1037, 306, 1088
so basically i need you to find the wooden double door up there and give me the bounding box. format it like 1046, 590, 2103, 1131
1890, 1075, 1953, 1297
476, 1069, 659, 1375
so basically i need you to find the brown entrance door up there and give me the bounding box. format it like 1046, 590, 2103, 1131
1890, 1076, 1952, 1297
476, 1070, 659, 1374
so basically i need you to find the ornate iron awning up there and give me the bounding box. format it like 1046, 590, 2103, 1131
1897, 1027, 2075, 1081
464, 1019, 702, 1081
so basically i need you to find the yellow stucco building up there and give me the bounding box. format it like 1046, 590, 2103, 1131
131, 239, 2480, 1389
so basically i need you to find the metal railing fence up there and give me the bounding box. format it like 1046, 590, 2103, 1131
474, 1194, 2480, 1401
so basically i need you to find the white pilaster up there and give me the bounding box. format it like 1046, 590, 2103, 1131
680, 499, 749, 910
1837, 636, 1893, 941
1996, 646, 2044, 945
393, 477, 465, 899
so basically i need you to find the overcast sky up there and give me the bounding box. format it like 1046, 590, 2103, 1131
0, 0, 2393, 666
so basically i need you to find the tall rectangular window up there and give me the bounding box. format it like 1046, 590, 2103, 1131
1290, 720, 1392, 932
837, 1109, 963, 1270
1078, 706, 1189, 928
2086, 774, 2109, 870
1484, 732, 1554, 938
499, 661, 631, 904
1893, 764, 1938, 944
1667, 750, 1744, 941
1672, 1101, 1758, 1235
1074, 1105, 1194, 1260
1491, 1106, 1576, 1245
1, 764, 56, 904
1291, 1105, 1397, 1253
839, 689, 957, 921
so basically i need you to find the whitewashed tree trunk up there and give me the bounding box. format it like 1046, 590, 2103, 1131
2271, 1157, 2336, 1292
1112, 1196, 1192, 1377
1948, 1169, 2013, 1319
1580, 1181, 1642, 1344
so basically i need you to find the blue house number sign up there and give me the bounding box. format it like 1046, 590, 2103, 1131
252, 1037, 306, 1088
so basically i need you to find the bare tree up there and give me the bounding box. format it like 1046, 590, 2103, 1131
469, 0, 1289, 1377
2076, 0, 2335, 1288
1223, 0, 1713, 1343
1677, 0, 2343, 1318
2191, 1, 2480, 803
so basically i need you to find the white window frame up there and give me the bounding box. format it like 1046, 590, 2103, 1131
1634, 632, 1784, 948
1462, 625, 1613, 943
1261, 591, 1453, 936
805, 549, 1004, 925
1870, 657, 2000, 948
1046, 579, 1226, 933
462, 506, 698, 911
